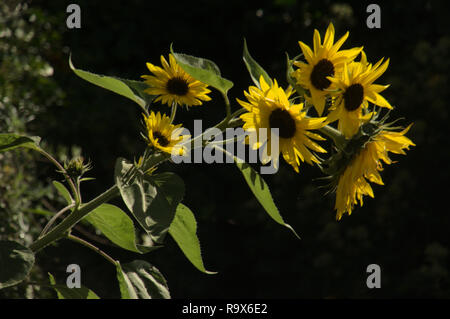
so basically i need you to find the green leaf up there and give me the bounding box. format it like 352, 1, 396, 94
84, 203, 158, 254
145, 172, 185, 243
117, 77, 156, 109
243, 39, 273, 88
115, 158, 157, 234
0, 241, 35, 289
236, 161, 300, 239
0, 133, 41, 153
120, 260, 170, 299
169, 204, 217, 274
48, 273, 100, 299
52, 180, 73, 205
116, 262, 137, 299
171, 46, 233, 95
69, 56, 151, 110
286, 52, 306, 96
115, 158, 184, 243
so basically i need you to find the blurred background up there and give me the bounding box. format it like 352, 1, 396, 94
1, 0, 449, 298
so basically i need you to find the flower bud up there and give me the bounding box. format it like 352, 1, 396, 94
64, 156, 91, 178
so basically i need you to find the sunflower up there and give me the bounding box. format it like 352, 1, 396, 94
334, 124, 415, 220
326, 52, 392, 138
141, 54, 211, 107
292, 23, 362, 116
237, 76, 327, 173
143, 111, 189, 156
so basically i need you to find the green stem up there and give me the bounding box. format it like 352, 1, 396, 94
229, 108, 246, 119
30, 184, 119, 253
39, 203, 76, 238
30, 152, 169, 253
223, 93, 231, 121
169, 101, 178, 123
318, 124, 346, 149
67, 234, 117, 266
38, 149, 80, 206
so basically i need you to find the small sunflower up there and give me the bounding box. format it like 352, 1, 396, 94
334, 124, 415, 220
143, 111, 189, 156
327, 52, 392, 138
292, 22, 362, 116
141, 54, 211, 107
237, 76, 327, 173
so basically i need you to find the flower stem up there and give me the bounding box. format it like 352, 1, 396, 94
223, 93, 231, 121
67, 234, 117, 266
39, 203, 76, 238
318, 124, 347, 149
38, 148, 80, 206
169, 101, 178, 123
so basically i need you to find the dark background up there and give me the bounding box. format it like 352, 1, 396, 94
1, 0, 449, 298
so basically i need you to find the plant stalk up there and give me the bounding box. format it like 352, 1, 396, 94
30, 152, 169, 253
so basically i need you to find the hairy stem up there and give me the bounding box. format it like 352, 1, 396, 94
67, 234, 117, 266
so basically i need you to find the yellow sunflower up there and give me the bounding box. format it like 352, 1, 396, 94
335, 124, 415, 220
327, 52, 392, 138
237, 76, 327, 173
141, 54, 211, 107
143, 111, 189, 156
292, 22, 362, 116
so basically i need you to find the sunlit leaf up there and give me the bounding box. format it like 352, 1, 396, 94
52, 180, 73, 205
0, 133, 41, 153
243, 39, 273, 88
118, 260, 170, 299
169, 204, 217, 274
84, 203, 159, 254
171, 46, 233, 96
69, 56, 153, 110
48, 273, 100, 299
114, 158, 184, 243
236, 161, 300, 239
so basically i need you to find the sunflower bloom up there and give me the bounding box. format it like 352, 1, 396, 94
327, 52, 392, 138
335, 125, 415, 220
292, 23, 362, 116
237, 76, 327, 173
143, 111, 189, 156
141, 54, 211, 107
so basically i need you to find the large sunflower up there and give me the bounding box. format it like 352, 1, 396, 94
143, 111, 189, 156
141, 54, 211, 107
327, 52, 392, 138
334, 125, 415, 220
237, 76, 327, 173
292, 23, 362, 116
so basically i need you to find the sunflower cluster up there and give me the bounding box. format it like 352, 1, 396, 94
237, 23, 414, 220
140, 23, 414, 221
289, 23, 415, 220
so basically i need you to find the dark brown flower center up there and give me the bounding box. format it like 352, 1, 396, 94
310, 59, 335, 90
269, 108, 296, 139
343, 83, 364, 111
153, 131, 170, 147
166, 77, 189, 96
